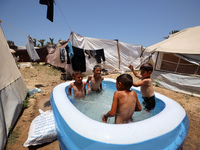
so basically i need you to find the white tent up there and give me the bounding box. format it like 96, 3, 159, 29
0, 26, 27, 149
46, 32, 142, 76
143, 26, 200, 96
68, 32, 142, 75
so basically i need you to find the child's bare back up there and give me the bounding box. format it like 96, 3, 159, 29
114, 90, 140, 124
140, 78, 154, 97
102, 74, 141, 124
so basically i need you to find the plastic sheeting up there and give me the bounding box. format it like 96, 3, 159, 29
0, 26, 21, 90
0, 26, 27, 150
143, 26, 200, 96
70, 32, 142, 74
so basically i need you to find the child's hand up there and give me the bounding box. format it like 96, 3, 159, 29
86, 88, 91, 94
102, 114, 107, 123
128, 64, 133, 71
68, 95, 73, 99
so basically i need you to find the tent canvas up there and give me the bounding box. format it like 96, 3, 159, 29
47, 32, 142, 76
143, 26, 200, 96
0, 26, 27, 149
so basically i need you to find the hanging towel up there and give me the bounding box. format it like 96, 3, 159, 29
26, 37, 40, 61
72, 46, 86, 72
67, 40, 74, 59
39, 0, 54, 22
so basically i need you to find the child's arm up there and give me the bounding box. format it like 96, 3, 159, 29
86, 82, 91, 93
135, 93, 142, 111
86, 75, 92, 83
86, 75, 92, 91
102, 91, 118, 123
132, 79, 149, 87
128, 65, 142, 79
99, 77, 104, 91
68, 83, 72, 96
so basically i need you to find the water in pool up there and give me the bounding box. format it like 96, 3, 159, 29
65, 81, 165, 124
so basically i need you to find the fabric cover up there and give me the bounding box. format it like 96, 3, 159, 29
143, 26, 200, 96
0, 26, 27, 150
70, 32, 142, 74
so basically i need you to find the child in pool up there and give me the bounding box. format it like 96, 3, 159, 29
102, 74, 141, 124
86, 65, 104, 92
68, 71, 89, 98
128, 63, 155, 110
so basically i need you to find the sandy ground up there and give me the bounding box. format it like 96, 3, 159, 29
5, 63, 200, 150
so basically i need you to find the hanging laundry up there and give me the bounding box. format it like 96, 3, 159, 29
66, 40, 74, 59
26, 36, 40, 61
39, 0, 54, 22
95, 49, 106, 63
60, 48, 66, 63
72, 46, 86, 72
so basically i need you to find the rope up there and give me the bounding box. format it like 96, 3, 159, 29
54, 0, 72, 31
0, 20, 28, 37
0, 20, 50, 46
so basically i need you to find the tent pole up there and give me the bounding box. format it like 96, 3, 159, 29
115, 39, 121, 70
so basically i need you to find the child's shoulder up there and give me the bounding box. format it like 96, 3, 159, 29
143, 78, 152, 83
88, 75, 93, 78
69, 82, 74, 87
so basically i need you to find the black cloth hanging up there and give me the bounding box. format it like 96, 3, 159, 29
65, 44, 71, 64
71, 46, 86, 72
39, 0, 54, 22
95, 49, 106, 63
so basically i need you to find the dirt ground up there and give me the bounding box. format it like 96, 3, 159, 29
5, 63, 200, 150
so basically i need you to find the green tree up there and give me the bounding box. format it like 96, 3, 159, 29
7, 40, 15, 46
164, 30, 180, 39
38, 39, 45, 47
49, 38, 54, 45
33, 38, 37, 47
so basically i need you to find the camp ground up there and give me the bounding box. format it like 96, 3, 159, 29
0, 22, 200, 149
143, 26, 200, 97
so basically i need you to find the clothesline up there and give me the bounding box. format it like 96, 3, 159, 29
0, 19, 71, 47
0, 20, 55, 46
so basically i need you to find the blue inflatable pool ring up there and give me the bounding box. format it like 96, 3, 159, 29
50, 78, 189, 150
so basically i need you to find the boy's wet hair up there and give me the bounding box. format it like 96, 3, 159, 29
140, 63, 153, 72
117, 74, 133, 89
73, 70, 82, 76
93, 65, 101, 70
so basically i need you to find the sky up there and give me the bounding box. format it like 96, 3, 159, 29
0, 0, 200, 47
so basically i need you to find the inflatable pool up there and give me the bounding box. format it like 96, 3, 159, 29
50, 78, 189, 150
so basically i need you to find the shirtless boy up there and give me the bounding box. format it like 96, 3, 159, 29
128, 63, 155, 110
68, 71, 89, 98
86, 65, 104, 92
102, 74, 141, 124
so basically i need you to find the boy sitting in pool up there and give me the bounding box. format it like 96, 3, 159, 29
86, 65, 104, 92
128, 63, 155, 110
102, 74, 141, 124
68, 71, 89, 98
